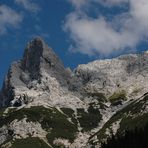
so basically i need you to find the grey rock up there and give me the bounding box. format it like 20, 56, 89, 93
0, 37, 71, 107
73, 51, 148, 98
22, 37, 71, 85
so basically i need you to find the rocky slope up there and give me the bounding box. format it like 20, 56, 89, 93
0, 37, 84, 109
0, 37, 148, 148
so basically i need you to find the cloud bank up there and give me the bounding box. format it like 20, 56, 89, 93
65, 0, 148, 56
0, 5, 23, 35
15, 0, 40, 13
0, 0, 40, 35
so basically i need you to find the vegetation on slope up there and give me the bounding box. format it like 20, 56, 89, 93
10, 137, 50, 148
101, 124, 148, 148
0, 94, 147, 147
0, 106, 78, 147
89, 95, 148, 145
86, 92, 107, 102
109, 90, 127, 105
77, 103, 102, 132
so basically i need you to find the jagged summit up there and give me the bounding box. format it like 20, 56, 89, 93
0, 37, 72, 107
22, 37, 49, 77
22, 37, 70, 81
23, 38, 59, 72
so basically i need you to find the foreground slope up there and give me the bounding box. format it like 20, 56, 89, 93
0, 38, 148, 147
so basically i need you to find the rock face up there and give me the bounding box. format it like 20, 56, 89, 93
74, 52, 148, 99
0, 37, 73, 107
22, 37, 71, 84
0, 37, 148, 148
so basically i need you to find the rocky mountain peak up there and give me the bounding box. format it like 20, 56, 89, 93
22, 37, 46, 74
22, 37, 68, 81
0, 38, 148, 148
0, 37, 72, 107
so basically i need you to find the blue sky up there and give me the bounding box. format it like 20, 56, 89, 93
0, 0, 148, 87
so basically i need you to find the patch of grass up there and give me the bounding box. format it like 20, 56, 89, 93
10, 137, 50, 148
61, 108, 74, 116
132, 88, 142, 94
46, 114, 77, 147
77, 104, 102, 132
0, 107, 6, 117
60, 108, 78, 125
7, 108, 17, 114
44, 109, 78, 144
35, 107, 78, 147
0, 106, 47, 127
87, 92, 107, 102
109, 90, 127, 104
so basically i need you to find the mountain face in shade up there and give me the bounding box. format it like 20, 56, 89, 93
22, 37, 71, 83
0, 38, 148, 148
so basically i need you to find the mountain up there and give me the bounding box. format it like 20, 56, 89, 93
0, 37, 148, 148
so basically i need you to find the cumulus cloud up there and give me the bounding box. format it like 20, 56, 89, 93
64, 14, 138, 55
65, 0, 148, 56
15, 0, 40, 13
0, 5, 23, 35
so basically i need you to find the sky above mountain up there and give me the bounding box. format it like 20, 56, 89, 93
0, 0, 148, 87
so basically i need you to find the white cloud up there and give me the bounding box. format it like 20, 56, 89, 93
15, 0, 40, 13
68, 0, 128, 8
65, 0, 148, 56
68, 0, 86, 8
0, 5, 23, 35
97, 0, 129, 6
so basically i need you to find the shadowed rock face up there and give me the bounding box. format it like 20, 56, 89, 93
0, 61, 23, 106
0, 37, 71, 107
22, 38, 43, 80
22, 37, 70, 83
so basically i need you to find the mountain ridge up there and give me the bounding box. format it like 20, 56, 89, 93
0, 37, 148, 148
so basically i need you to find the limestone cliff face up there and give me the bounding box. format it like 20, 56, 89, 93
74, 52, 148, 99
0, 37, 72, 107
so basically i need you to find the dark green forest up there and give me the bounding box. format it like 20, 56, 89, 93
101, 124, 148, 148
